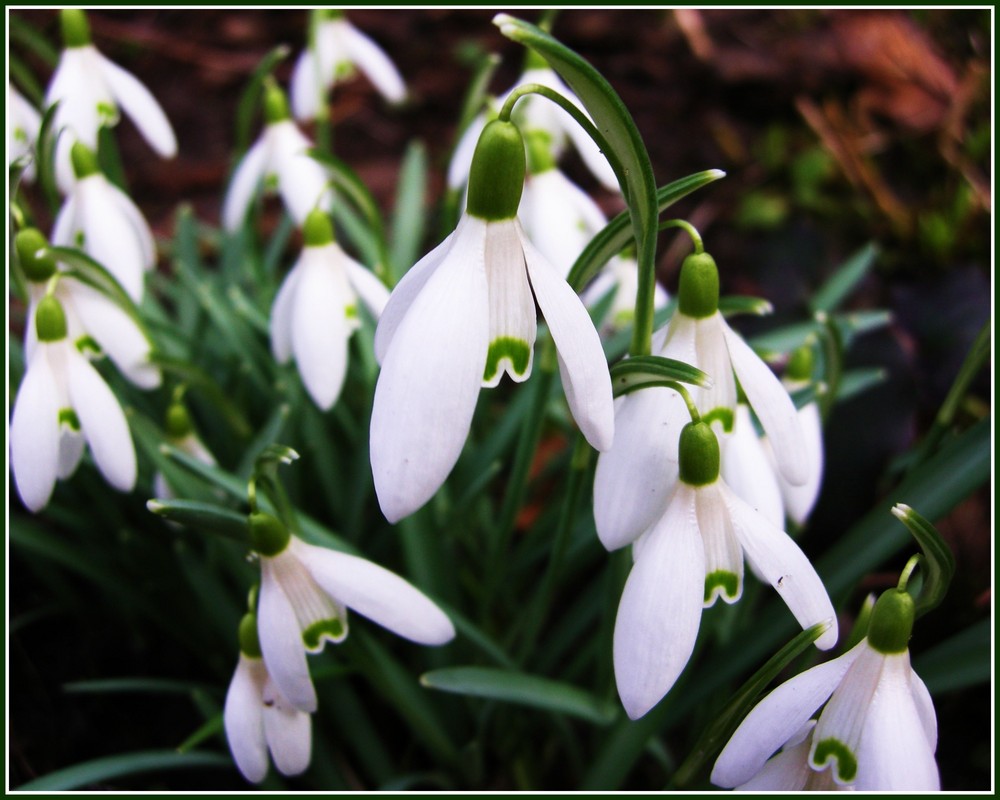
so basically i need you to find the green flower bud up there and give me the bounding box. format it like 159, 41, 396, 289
303, 209, 335, 247
466, 120, 525, 222
263, 84, 291, 124
61, 9, 91, 48
164, 402, 193, 439
867, 588, 915, 654
16, 228, 57, 283
248, 511, 291, 557
678, 421, 720, 486
677, 251, 720, 319
524, 129, 556, 175
237, 612, 263, 658
70, 142, 100, 180
35, 295, 68, 342
786, 344, 814, 382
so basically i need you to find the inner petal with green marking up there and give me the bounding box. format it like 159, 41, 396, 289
483, 336, 532, 385
811, 737, 858, 784
302, 617, 348, 651
269, 548, 349, 652
704, 570, 740, 605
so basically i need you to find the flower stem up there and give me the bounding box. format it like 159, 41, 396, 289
897, 553, 923, 593
659, 218, 704, 253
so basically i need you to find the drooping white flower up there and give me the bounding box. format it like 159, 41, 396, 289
291, 9, 405, 121
248, 513, 455, 713
712, 590, 939, 791
370, 120, 614, 523
222, 85, 331, 232
8, 83, 42, 181
11, 294, 136, 513
225, 612, 311, 784
612, 421, 837, 720
581, 255, 669, 333
51, 143, 156, 303
722, 721, 848, 791
45, 9, 177, 193
271, 210, 389, 410
721, 404, 784, 530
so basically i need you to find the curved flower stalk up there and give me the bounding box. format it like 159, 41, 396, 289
291, 9, 406, 121
222, 85, 331, 232
46, 9, 177, 193
249, 513, 455, 713
51, 143, 157, 303
581, 255, 669, 334
712, 590, 939, 791
271, 210, 389, 410
613, 421, 836, 720
225, 612, 311, 784
370, 119, 614, 523
11, 294, 136, 513
8, 83, 41, 181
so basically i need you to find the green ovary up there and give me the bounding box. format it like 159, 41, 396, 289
483, 337, 531, 383
302, 617, 346, 651
812, 737, 858, 784
704, 570, 739, 604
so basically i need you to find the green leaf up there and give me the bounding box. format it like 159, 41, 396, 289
63, 677, 216, 696
420, 666, 617, 725
36, 100, 62, 213
47, 246, 148, 334
913, 618, 991, 694
9, 14, 58, 66
16, 750, 233, 791
389, 141, 429, 284
146, 499, 250, 545
610, 354, 711, 398
153, 355, 253, 438
233, 45, 291, 154
890, 504, 956, 618
810, 242, 879, 313
719, 295, 774, 318
176, 715, 225, 755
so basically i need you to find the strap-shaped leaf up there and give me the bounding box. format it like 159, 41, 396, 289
146, 499, 250, 545
891, 503, 956, 618
719, 294, 773, 318
610, 354, 711, 398
809, 242, 879, 313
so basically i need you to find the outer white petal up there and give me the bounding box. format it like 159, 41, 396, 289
340, 22, 406, 104
257, 559, 317, 713
559, 100, 620, 191
223, 656, 269, 784
77, 177, 146, 301
65, 349, 136, 492
261, 678, 312, 777
11, 350, 61, 512
722, 405, 784, 529
106, 182, 156, 270
343, 258, 390, 319
272, 123, 330, 225
772, 400, 824, 525
593, 386, 686, 550
522, 227, 613, 450
57, 427, 86, 480
446, 114, 486, 190
298, 541, 455, 645
482, 221, 536, 386
270, 261, 304, 363
51, 192, 79, 252
696, 483, 745, 606
96, 53, 177, 157
736, 738, 812, 791
613, 484, 705, 720
222, 138, 268, 231
658, 311, 698, 366
370, 216, 490, 523
290, 50, 323, 122
722, 317, 808, 486
722, 483, 837, 650
909, 667, 938, 750
711, 642, 864, 788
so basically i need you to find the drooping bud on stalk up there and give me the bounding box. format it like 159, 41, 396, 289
677, 251, 720, 319
866, 588, 915, 654
466, 119, 525, 221
302, 209, 335, 247
237, 612, 263, 658
164, 401, 194, 439
248, 511, 291, 557
35, 295, 68, 342
786, 344, 814, 382
263, 84, 292, 124
15, 228, 56, 283
61, 8, 92, 48
70, 142, 101, 180
678, 420, 721, 486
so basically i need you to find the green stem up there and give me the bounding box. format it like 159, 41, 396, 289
897, 554, 923, 593
816, 311, 843, 422
659, 219, 704, 253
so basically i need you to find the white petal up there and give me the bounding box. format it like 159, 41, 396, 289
593, 386, 686, 551
96, 53, 176, 157
270, 261, 304, 364
446, 114, 485, 190
222, 138, 268, 231
560, 99, 620, 191
735, 738, 812, 791
223, 656, 269, 784
722, 483, 837, 650
261, 678, 312, 777
257, 559, 317, 713
482, 221, 536, 387
694, 314, 737, 417
773, 401, 824, 525
910, 667, 938, 750
613, 484, 705, 720
106, 182, 156, 270
343, 257, 390, 319
370, 215, 489, 522
522, 225, 613, 450
299, 541, 455, 645
711, 642, 863, 788
11, 350, 61, 512
66, 349, 136, 492
722, 317, 808, 486
696, 483, 744, 606
340, 22, 406, 104
57, 427, 86, 480
77, 177, 146, 301
657, 311, 698, 365
290, 50, 323, 121
722, 405, 784, 529
51, 192, 79, 251
272, 123, 330, 225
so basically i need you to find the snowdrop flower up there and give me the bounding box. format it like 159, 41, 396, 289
721, 403, 784, 530
370, 119, 614, 523
718, 721, 847, 791
11, 294, 136, 513
152, 399, 217, 501
271, 210, 389, 410
249, 512, 455, 713
223, 85, 331, 232
46, 9, 177, 194
51, 143, 156, 302
581, 255, 669, 333
8, 83, 41, 181
291, 9, 405, 121
594, 251, 806, 551
613, 420, 837, 720
447, 54, 618, 193
712, 588, 939, 790
225, 611, 311, 784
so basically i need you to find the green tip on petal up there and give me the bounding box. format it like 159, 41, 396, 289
164, 401, 193, 439
704, 570, 740, 604
263, 84, 291, 124
61, 8, 91, 47
812, 737, 858, 783
302, 618, 346, 651
35, 295, 68, 342
15, 228, 57, 283
248, 511, 291, 557
70, 142, 100, 179
786, 344, 814, 381
466, 119, 525, 221
866, 588, 915, 654
483, 337, 532, 383
237, 612, 262, 658
303, 209, 335, 247
679, 421, 720, 486
677, 251, 720, 319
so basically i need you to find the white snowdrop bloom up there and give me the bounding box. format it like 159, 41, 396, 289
46, 9, 177, 194
613, 421, 837, 720
11, 294, 136, 513
222, 85, 332, 232
722, 721, 848, 791
721, 404, 784, 530
291, 10, 405, 121
51, 143, 156, 303
713, 589, 939, 791
249, 513, 455, 713
225, 613, 311, 784
8, 83, 42, 181
371, 120, 614, 523
271, 210, 389, 410
581, 255, 669, 333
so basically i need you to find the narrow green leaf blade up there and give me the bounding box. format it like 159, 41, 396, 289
810, 242, 879, 313
16, 750, 233, 791
610, 354, 711, 398
890, 503, 956, 618
146, 499, 250, 545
